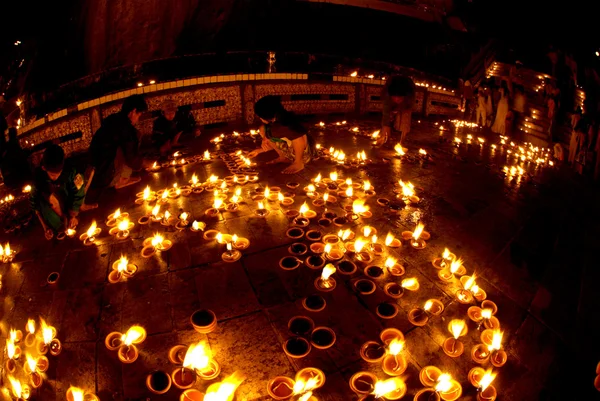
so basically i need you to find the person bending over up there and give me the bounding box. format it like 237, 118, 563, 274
378, 76, 415, 146
89, 95, 147, 190
30, 144, 85, 240
248, 96, 314, 174
152, 100, 183, 156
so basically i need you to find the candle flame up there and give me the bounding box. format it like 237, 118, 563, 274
164, 211, 171, 220
314, 173, 322, 183
231, 195, 240, 204
209, 175, 218, 183
117, 255, 128, 273
258, 201, 265, 210
27, 319, 35, 335
233, 175, 238, 183
226, 243, 232, 251
354, 239, 366, 253
352, 199, 367, 214
412, 223, 424, 240
341, 229, 352, 241
481, 309, 493, 319
204, 150, 211, 160
324, 244, 332, 255
398, 180, 415, 198
419, 148, 427, 155
394, 143, 405, 156
350, 71, 358, 77
264, 186, 270, 198
26, 353, 37, 372
293, 377, 319, 395
299, 202, 309, 215
424, 300, 433, 311
213, 198, 223, 209
180, 212, 188, 222
401, 278, 417, 288
321, 263, 336, 281
450, 258, 462, 274
278, 193, 284, 202
192, 174, 199, 185
384, 257, 396, 268
435, 373, 453, 393
480, 370, 496, 391
363, 226, 372, 237
373, 378, 401, 398
442, 248, 450, 259
86, 221, 97, 237
152, 204, 160, 216
6, 339, 15, 359
183, 341, 211, 371
371, 235, 377, 244
330, 171, 338, 181
204, 372, 245, 401
117, 218, 130, 231
345, 187, 353, 197
8, 376, 22, 399
363, 180, 371, 191
388, 338, 404, 356
121, 326, 145, 346
151, 233, 164, 247
162, 190, 168, 199
372, 130, 380, 139
69, 387, 85, 401
40, 318, 54, 345
3, 243, 10, 256
464, 274, 476, 290
450, 319, 466, 339
345, 178, 352, 186
323, 193, 329, 202
113, 209, 121, 220
488, 330, 503, 351
235, 187, 242, 197
307, 184, 316, 193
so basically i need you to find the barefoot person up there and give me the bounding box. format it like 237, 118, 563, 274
89, 95, 147, 190
30, 144, 85, 240
248, 96, 314, 174
378, 75, 415, 146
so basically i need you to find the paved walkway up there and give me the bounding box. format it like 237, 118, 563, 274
0, 119, 598, 400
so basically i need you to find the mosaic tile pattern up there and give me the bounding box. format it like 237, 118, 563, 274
255, 83, 356, 115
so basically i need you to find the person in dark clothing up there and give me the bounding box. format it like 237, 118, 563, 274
152, 100, 182, 155
247, 96, 315, 174
175, 105, 201, 138
379, 75, 416, 146
30, 144, 85, 240
1, 128, 32, 189
89, 95, 147, 189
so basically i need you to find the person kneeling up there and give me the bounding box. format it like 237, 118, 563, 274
248, 96, 314, 174
30, 144, 85, 240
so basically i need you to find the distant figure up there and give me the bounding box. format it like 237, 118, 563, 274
492, 81, 510, 134
89, 95, 147, 190
175, 105, 201, 138
247, 96, 314, 174
379, 76, 415, 145
485, 88, 493, 127
30, 144, 85, 240
511, 85, 526, 134
476, 89, 487, 127
152, 101, 183, 156
1, 128, 32, 189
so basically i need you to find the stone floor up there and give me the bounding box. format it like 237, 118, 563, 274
1, 118, 599, 401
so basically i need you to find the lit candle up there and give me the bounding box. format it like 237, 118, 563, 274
316, 263, 336, 291
411, 222, 426, 249
442, 320, 467, 357
330, 171, 338, 182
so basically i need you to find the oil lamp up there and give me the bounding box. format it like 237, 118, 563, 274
315, 263, 336, 291
8, 376, 30, 401
1, 242, 15, 263
381, 338, 407, 376
80, 221, 101, 245
372, 377, 407, 400
254, 201, 269, 217
222, 242, 241, 263
24, 319, 36, 347
394, 143, 406, 157
468, 368, 497, 401
432, 248, 456, 269
438, 257, 465, 281
190, 220, 206, 232
117, 326, 146, 364
442, 320, 467, 357
66, 386, 100, 401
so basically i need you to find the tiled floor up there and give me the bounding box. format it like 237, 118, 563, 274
1, 118, 598, 400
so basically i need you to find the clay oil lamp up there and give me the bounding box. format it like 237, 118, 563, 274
402, 222, 426, 249
394, 143, 406, 158
408, 299, 435, 326
287, 181, 300, 190
401, 277, 420, 292
222, 242, 241, 263
315, 263, 336, 291
279, 192, 294, 207
5, 337, 21, 373
352, 199, 372, 219
109, 217, 134, 240
169, 183, 183, 199
350, 239, 372, 265
304, 184, 318, 199
363, 180, 376, 197
141, 233, 173, 258
397, 179, 420, 204
174, 212, 190, 230
472, 301, 500, 329
231, 234, 250, 250
79, 220, 101, 245
299, 202, 317, 220
117, 326, 146, 364
66, 386, 100, 401
324, 244, 344, 262
456, 274, 478, 304
372, 378, 407, 401
283, 337, 311, 359
349, 371, 378, 395
418, 371, 462, 401
376, 302, 399, 319
24, 319, 36, 347
432, 248, 456, 269
311, 326, 336, 350
312, 193, 326, 208
384, 257, 405, 277
439, 257, 467, 282
382, 338, 407, 376
174, 341, 220, 388
442, 319, 467, 357
360, 340, 386, 363
254, 201, 269, 217
267, 376, 295, 400
473, 329, 507, 367
286, 227, 304, 240
190, 220, 206, 232
147, 371, 172, 395
337, 228, 354, 242
206, 197, 224, 218
25, 354, 49, 388
7, 376, 30, 401
190, 174, 201, 188
135, 186, 156, 205
305, 230, 322, 242
161, 210, 178, 226
190, 309, 217, 333
107, 208, 128, 227
157, 189, 169, 205
377, 197, 390, 207
302, 294, 327, 312
384, 232, 401, 248
469, 368, 497, 401
38, 318, 62, 356
108, 255, 138, 283
148, 161, 161, 172
368, 235, 384, 255
66, 228, 77, 238
354, 278, 376, 295
336, 259, 357, 275
280, 255, 302, 271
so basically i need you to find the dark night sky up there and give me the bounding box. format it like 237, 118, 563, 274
1, 0, 598, 95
